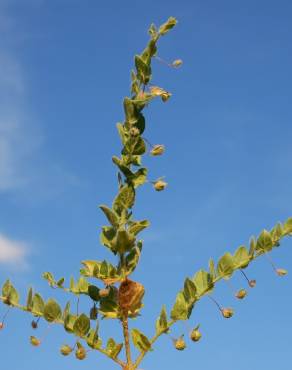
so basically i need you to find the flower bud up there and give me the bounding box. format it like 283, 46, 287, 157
221, 308, 234, 319
60, 344, 73, 356
30, 336, 41, 346
172, 59, 183, 67
174, 336, 186, 351
0, 322, 4, 330
249, 280, 256, 288
235, 289, 247, 300
190, 328, 202, 342
150, 145, 165, 156
276, 268, 288, 276
153, 180, 167, 191
75, 347, 87, 360
99, 288, 110, 298
31, 320, 38, 329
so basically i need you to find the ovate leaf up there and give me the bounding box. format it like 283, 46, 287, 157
156, 305, 168, 335
99, 205, 120, 227
131, 329, 151, 352
170, 291, 188, 320
73, 314, 90, 337
217, 253, 234, 279
233, 246, 250, 269
44, 299, 62, 323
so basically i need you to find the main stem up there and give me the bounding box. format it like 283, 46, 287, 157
121, 315, 132, 369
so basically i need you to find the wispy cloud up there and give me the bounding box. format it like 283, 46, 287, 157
0, 233, 29, 269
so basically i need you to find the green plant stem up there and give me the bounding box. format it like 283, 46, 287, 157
121, 315, 132, 368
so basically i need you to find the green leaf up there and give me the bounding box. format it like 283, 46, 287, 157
100, 226, 116, 251
43, 299, 62, 323
26, 287, 33, 311
249, 237, 256, 258
183, 278, 197, 303
32, 293, 45, 315
125, 242, 143, 274
217, 253, 234, 279
170, 291, 189, 320
283, 218, 292, 235
131, 329, 151, 352
135, 55, 151, 84
112, 229, 136, 253
64, 314, 77, 333
73, 314, 91, 337
124, 97, 139, 124
86, 323, 101, 349
113, 185, 135, 215
256, 229, 273, 253
159, 17, 177, 35
128, 220, 150, 235
42, 272, 55, 287
63, 301, 71, 320
116, 122, 128, 145
132, 137, 146, 155
105, 338, 123, 359
88, 285, 100, 301
270, 223, 283, 244
56, 278, 65, 287
209, 259, 216, 279
76, 277, 89, 294
233, 246, 250, 269
99, 205, 120, 227
193, 270, 214, 296
131, 168, 147, 187
156, 305, 168, 335
2, 280, 19, 305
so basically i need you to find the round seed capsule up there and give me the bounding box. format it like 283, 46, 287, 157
60, 345, 73, 356
0, 322, 4, 330
75, 347, 87, 360
276, 268, 288, 276
249, 280, 256, 288
174, 336, 186, 351
190, 329, 202, 342
221, 308, 234, 319
153, 180, 167, 191
31, 320, 38, 329
235, 289, 247, 300
30, 336, 41, 346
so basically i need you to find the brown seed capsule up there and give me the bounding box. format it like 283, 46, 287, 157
161, 91, 172, 102
99, 288, 110, 298
153, 180, 167, 191
75, 347, 87, 360
118, 279, 145, 314
190, 328, 202, 342
276, 268, 288, 276
221, 308, 234, 319
235, 289, 247, 300
0, 322, 4, 330
31, 320, 38, 329
60, 345, 73, 356
174, 336, 186, 351
249, 280, 256, 288
30, 336, 41, 346
150, 145, 165, 156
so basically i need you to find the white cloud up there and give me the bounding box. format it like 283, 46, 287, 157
0, 233, 29, 269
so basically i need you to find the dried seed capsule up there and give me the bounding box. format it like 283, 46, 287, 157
0, 322, 4, 330
161, 91, 172, 102
99, 288, 110, 298
235, 289, 247, 300
221, 308, 234, 319
75, 347, 87, 360
153, 180, 167, 191
276, 268, 288, 276
30, 336, 41, 346
31, 320, 38, 329
249, 280, 256, 288
190, 328, 202, 342
172, 59, 183, 67
150, 145, 165, 156
60, 345, 73, 356
174, 336, 186, 351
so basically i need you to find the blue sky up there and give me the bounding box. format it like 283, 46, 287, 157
0, 0, 292, 369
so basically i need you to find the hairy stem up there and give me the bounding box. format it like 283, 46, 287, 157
122, 315, 132, 368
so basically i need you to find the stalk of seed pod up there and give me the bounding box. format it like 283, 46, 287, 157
240, 269, 256, 288
0, 307, 11, 330
264, 253, 288, 277
208, 295, 234, 319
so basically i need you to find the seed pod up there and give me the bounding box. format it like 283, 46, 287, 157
0, 322, 4, 330
30, 336, 41, 346
60, 344, 73, 356
161, 91, 172, 102
90, 305, 98, 320
150, 145, 165, 156
249, 280, 256, 288
221, 308, 234, 319
99, 288, 110, 298
118, 279, 145, 314
190, 327, 202, 342
153, 180, 167, 191
235, 289, 247, 300
174, 336, 186, 351
172, 59, 183, 67
276, 268, 288, 276
31, 320, 38, 329
75, 347, 87, 360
